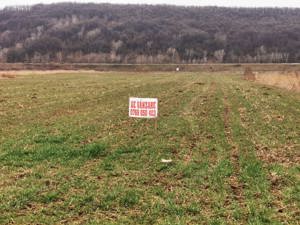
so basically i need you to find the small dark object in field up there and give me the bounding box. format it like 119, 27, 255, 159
262, 86, 272, 90
194, 82, 205, 85
206, 134, 214, 139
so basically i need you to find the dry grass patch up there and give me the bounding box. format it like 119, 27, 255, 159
256, 144, 300, 167
245, 69, 300, 92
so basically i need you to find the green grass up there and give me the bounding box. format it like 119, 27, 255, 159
0, 71, 299, 224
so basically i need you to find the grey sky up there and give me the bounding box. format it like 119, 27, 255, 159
2, 0, 300, 9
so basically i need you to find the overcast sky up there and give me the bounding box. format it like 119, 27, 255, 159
1, 0, 300, 9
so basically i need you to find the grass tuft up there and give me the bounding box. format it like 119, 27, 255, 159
120, 190, 140, 208
84, 143, 108, 159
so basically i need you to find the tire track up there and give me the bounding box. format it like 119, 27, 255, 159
223, 95, 245, 204
182, 81, 218, 164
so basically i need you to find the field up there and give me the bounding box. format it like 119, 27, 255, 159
0, 71, 299, 224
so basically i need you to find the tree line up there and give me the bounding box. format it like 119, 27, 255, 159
1, 3, 300, 63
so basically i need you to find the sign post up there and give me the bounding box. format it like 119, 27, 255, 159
129, 97, 158, 128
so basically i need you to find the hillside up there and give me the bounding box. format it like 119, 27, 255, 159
1, 3, 300, 63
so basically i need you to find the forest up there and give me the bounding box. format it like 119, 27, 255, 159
0, 3, 300, 63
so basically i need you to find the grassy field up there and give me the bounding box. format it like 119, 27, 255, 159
0, 71, 299, 224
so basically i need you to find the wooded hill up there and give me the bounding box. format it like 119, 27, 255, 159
1, 3, 300, 63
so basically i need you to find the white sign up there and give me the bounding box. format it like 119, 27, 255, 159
129, 97, 158, 118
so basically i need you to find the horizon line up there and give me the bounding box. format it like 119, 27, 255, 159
1, 2, 300, 9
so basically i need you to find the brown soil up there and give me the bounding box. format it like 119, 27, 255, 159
0, 74, 16, 79
2, 63, 300, 73
0, 70, 97, 76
